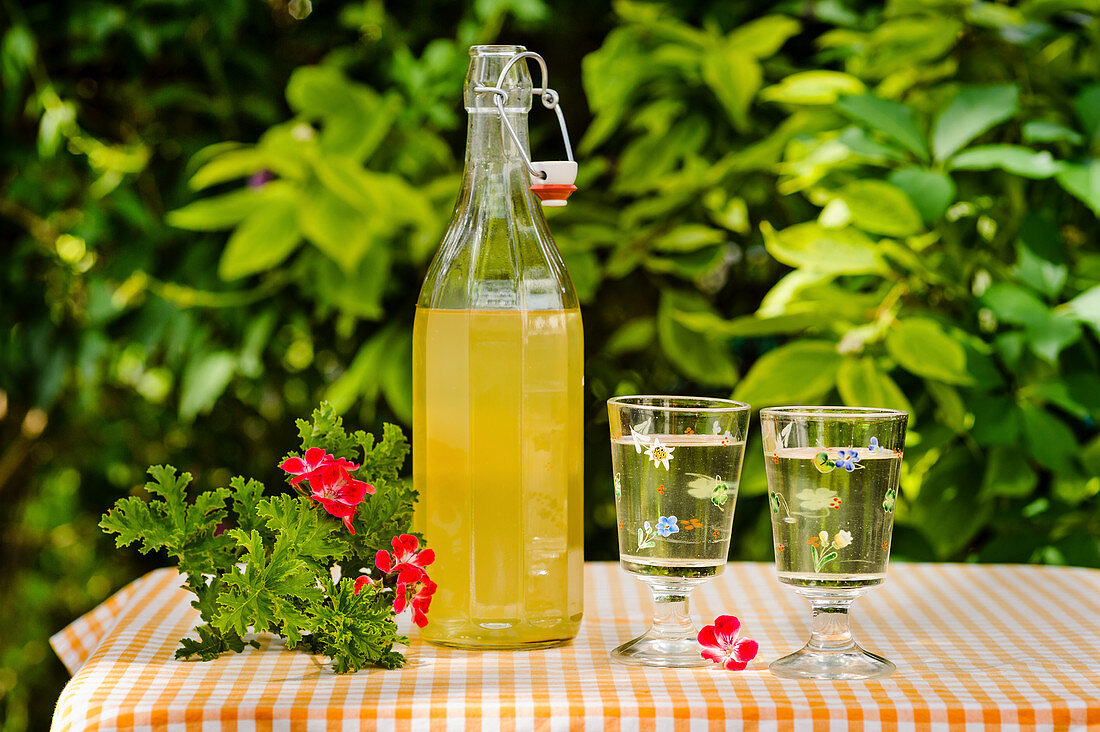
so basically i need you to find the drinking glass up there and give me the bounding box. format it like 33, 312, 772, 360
761, 406, 907, 679
607, 396, 751, 668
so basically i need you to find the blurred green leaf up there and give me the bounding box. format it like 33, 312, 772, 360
970, 395, 1020, 446
218, 200, 301, 280
932, 84, 1018, 160
984, 282, 1048, 322
324, 324, 400, 414
1022, 120, 1084, 145
672, 311, 828, 337
887, 168, 956, 224
905, 446, 990, 558
180, 352, 237, 421
604, 318, 655, 356
761, 71, 865, 105
836, 93, 929, 160
296, 184, 372, 272
732, 340, 841, 407
761, 222, 886, 274
984, 283, 1082, 361
650, 224, 725, 253
190, 148, 304, 190
1066, 285, 1100, 333
701, 43, 761, 133
1013, 215, 1067, 298
728, 15, 800, 58
949, 145, 1060, 178
562, 251, 600, 303
1083, 434, 1100, 476
169, 183, 294, 232
925, 381, 967, 433
886, 318, 973, 385
1073, 83, 1100, 144
475, 0, 549, 22
656, 291, 738, 387
837, 357, 913, 415
380, 329, 413, 425
1054, 159, 1100, 216
836, 126, 908, 163
580, 27, 646, 153
837, 180, 924, 236
1020, 403, 1078, 473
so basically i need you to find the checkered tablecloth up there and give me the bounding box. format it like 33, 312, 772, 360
51, 562, 1100, 730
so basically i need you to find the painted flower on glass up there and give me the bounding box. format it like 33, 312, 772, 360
868, 436, 881, 454
698, 615, 759, 671
813, 451, 835, 473
797, 487, 839, 511
769, 491, 781, 515
656, 515, 679, 537
835, 449, 861, 472
637, 521, 657, 550
614, 473, 622, 501
644, 437, 675, 470
307, 463, 373, 534
630, 418, 653, 454
883, 487, 896, 513
806, 529, 850, 572
712, 421, 732, 446
711, 483, 730, 508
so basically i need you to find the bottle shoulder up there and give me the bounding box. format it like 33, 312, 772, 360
417, 191, 579, 311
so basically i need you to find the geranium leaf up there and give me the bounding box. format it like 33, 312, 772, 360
215, 529, 321, 646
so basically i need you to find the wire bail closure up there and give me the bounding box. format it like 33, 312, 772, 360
473, 51, 578, 207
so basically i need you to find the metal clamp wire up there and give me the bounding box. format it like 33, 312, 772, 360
472, 51, 574, 180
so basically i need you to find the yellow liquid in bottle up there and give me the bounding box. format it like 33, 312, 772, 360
412, 307, 584, 648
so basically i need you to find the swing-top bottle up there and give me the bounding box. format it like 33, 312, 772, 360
412, 45, 583, 648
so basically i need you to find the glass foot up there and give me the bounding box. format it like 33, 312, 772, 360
611, 631, 711, 668
610, 575, 711, 668
770, 644, 894, 680
771, 586, 895, 680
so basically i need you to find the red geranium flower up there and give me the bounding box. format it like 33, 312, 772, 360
375, 534, 435, 582
353, 575, 373, 595
409, 579, 437, 628
698, 615, 759, 671
279, 447, 360, 486
307, 463, 373, 534
394, 577, 437, 628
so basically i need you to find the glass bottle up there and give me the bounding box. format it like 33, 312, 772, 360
412, 45, 584, 649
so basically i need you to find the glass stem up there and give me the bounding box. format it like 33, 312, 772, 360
646, 580, 701, 640
806, 598, 857, 652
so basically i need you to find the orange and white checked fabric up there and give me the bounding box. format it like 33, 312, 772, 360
51, 562, 1100, 730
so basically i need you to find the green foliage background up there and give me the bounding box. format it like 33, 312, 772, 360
3, 0, 1099, 727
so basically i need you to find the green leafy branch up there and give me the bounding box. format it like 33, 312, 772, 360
100, 402, 419, 672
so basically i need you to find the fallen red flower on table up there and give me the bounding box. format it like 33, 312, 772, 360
698, 615, 759, 671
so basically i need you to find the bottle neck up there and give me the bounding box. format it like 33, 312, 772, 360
465, 107, 529, 162
461, 107, 535, 203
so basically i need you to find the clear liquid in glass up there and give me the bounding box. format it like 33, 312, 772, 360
611, 434, 745, 579
766, 446, 900, 589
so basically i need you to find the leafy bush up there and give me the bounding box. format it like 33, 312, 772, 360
3, 0, 1099, 728
572, 0, 1100, 566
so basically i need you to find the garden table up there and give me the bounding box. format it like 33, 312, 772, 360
51, 562, 1100, 730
